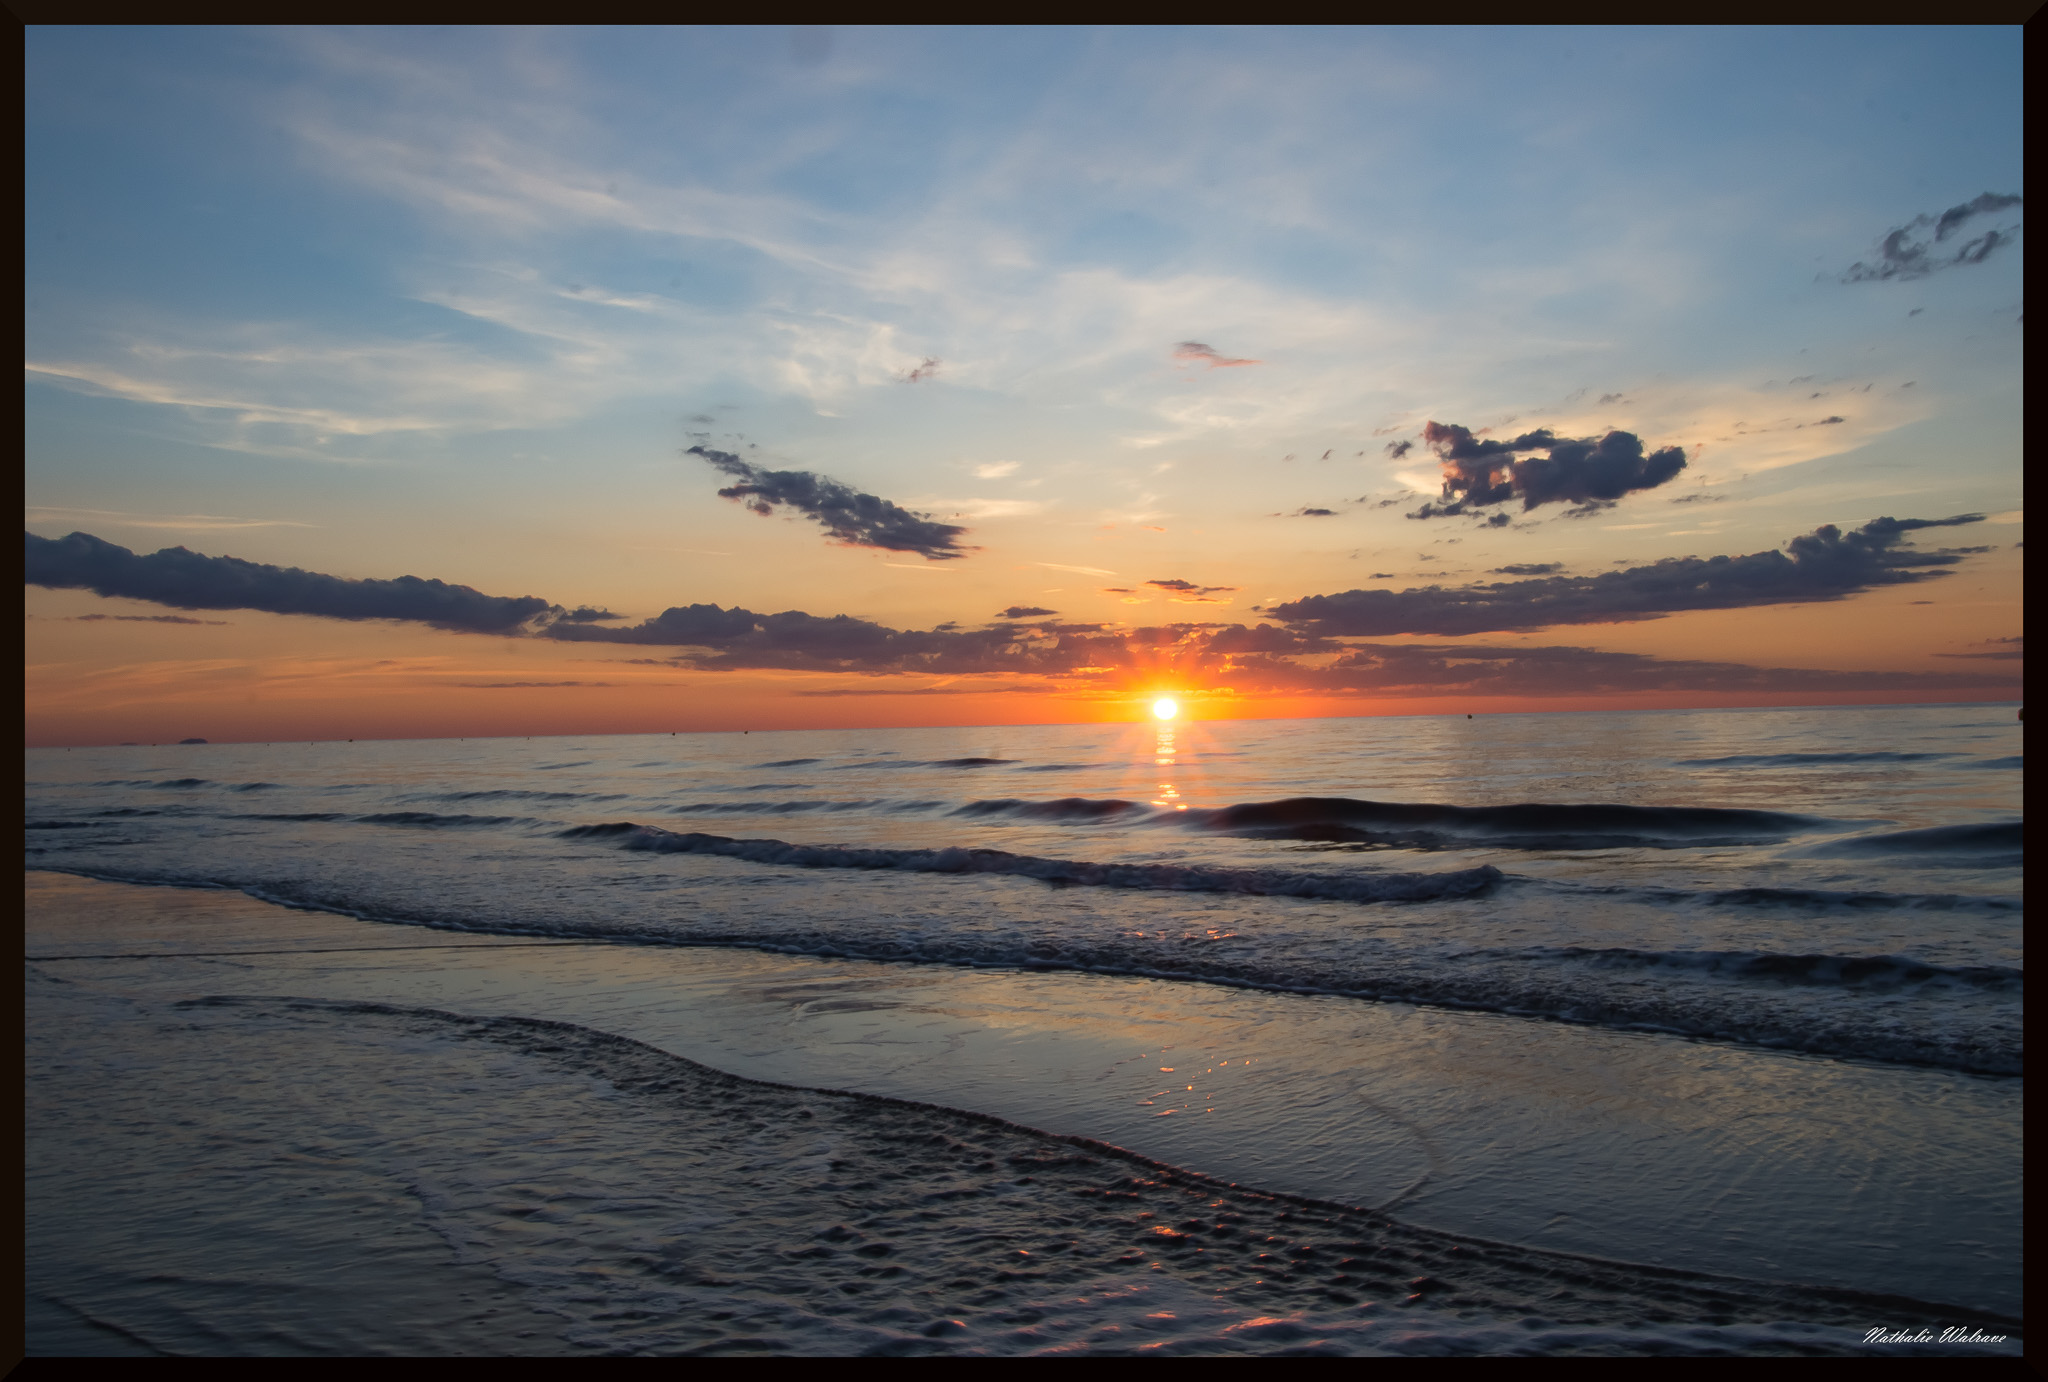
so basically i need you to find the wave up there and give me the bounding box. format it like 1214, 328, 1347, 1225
562, 823, 1502, 904
664, 800, 883, 815
411, 789, 625, 803
1797, 821, 2022, 862
954, 797, 1150, 821
89, 776, 285, 792
356, 811, 534, 829
1676, 752, 1956, 767
829, 757, 1019, 770
94, 777, 212, 789
957, 795, 1819, 850
1524, 946, 2021, 994
1963, 756, 2024, 770
1683, 885, 2020, 914
36, 855, 2019, 1076
755, 758, 821, 767
1191, 797, 1821, 848
1017, 763, 1094, 772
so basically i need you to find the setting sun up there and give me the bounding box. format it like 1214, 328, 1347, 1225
1152, 698, 1179, 720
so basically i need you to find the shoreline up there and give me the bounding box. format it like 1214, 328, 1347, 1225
24, 871, 2024, 1352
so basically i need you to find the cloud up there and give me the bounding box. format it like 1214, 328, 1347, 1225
1935, 635, 2023, 662
1213, 639, 2012, 699
1384, 439, 1413, 459
70, 613, 230, 625
1269, 515, 1987, 637
457, 681, 616, 688
1037, 561, 1118, 576
1409, 420, 1688, 518
686, 446, 972, 561
1491, 563, 1561, 576
1145, 578, 1237, 595
903, 356, 941, 383
1172, 341, 1261, 368
1143, 577, 1238, 604
998, 606, 1059, 619
1842, 192, 2023, 282
37, 526, 2011, 701
1290, 507, 1337, 517
25, 507, 315, 532
26, 531, 555, 633
974, 461, 1019, 479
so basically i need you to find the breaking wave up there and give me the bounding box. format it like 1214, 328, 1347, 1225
956, 795, 1822, 850
561, 822, 1502, 905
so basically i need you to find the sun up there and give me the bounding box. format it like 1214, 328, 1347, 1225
1152, 697, 1179, 721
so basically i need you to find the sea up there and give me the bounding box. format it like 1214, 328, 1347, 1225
23, 702, 2023, 1356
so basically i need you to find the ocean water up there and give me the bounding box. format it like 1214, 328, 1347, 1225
23, 703, 2024, 1355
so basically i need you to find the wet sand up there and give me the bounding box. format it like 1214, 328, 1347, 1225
24, 872, 2022, 1355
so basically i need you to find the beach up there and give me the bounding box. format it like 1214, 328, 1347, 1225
23, 705, 2023, 1354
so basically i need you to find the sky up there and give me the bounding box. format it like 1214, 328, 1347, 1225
24, 25, 2024, 746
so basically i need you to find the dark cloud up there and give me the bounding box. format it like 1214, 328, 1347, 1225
1409, 421, 1689, 518
1842, 192, 2023, 282
998, 606, 1058, 619
558, 606, 624, 623
1385, 439, 1413, 459
904, 357, 941, 383
71, 613, 229, 625
1172, 341, 1260, 368
1935, 635, 2023, 662
39, 526, 2009, 704
25, 531, 553, 633
686, 446, 972, 561
1203, 623, 1340, 656
1598, 393, 1626, 405
1491, 563, 1561, 576
1269, 515, 1987, 637
1292, 507, 1337, 517
1145, 578, 1237, 596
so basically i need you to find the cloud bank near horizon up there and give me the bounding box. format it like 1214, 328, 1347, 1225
25, 531, 557, 634
1269, 515, 1987, 637
27, 520, 2015, 699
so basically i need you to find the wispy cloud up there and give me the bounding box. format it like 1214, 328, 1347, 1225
1173, 340, 1261, 368
25, 507, 314, 531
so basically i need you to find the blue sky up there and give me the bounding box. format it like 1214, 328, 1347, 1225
24, 26, 2024, 740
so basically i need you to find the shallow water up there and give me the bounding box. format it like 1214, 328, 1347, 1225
23, 703, 2024, 1353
